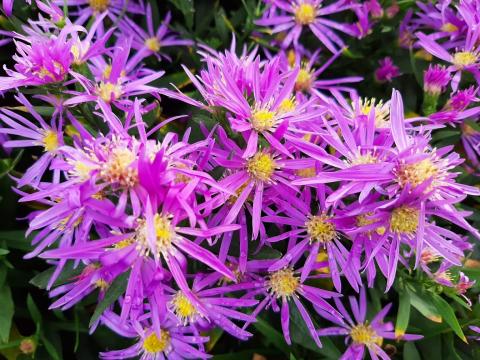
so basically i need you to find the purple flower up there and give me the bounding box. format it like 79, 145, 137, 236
256, 0, 357, 52
318, 289, 422, 359
120, 6, 193, 67
0, 26, 74, 92
100, 312, 210, 359
374, 57, 400, 83
424, 64, 451, 95
0, 94, 63, 187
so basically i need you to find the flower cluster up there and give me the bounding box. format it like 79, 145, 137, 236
1, 0, 479, 359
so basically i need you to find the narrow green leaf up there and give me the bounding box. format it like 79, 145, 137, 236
252, 317, 290, 354
89, 271, 129, 327
407, 286, 442, 323
0, 249, 9, 256
403, 342, 421, 360
0, 285, 14, 343
395, 290, 411, 338
27, 294, 42, 333
431, 294, 466, 342
40, 334, 61, 360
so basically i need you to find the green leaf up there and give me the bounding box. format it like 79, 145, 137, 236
0, 249, 9, 256
40, 334, 61, 360
168, 0, 194, 29
27, 294, 42, 334
0, 150, 23, 179
252, 317, 290, 354
403, 342, 421, 360
0, 231, 33, 252
89, 271, 129, 327
431, 293, 466, 342
30, 262, 84, 290
290, 303, 341, 358
395, 290, 411, 338
407, 286, 442, 323
0, 285, 14, 343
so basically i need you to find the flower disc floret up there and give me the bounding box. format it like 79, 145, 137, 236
350, 323, 382, 346
306, 214, 337, 243
247, 152, 276, 182
268, 268, 299, 298
143, 330, 171, 354
390, 206, 419, 234
295, 3, 316, 25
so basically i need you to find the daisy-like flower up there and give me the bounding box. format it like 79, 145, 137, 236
65, 38, 163, 109
100, 312, 210, 359
165, 274, 258, 340
262, 191, 362, 291
0, 94, 63, 187
374, 57, 400, 83
120, 5, 193, 68
244, 259, 342, 348
318, 289, 422, 359
0, 26, 74, 92
424, 64, 451, 95
416, 28, 480, 90
256, 0, 357, 52
53, 0, 144, 27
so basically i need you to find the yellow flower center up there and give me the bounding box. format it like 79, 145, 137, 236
453, 51, 477, 68
143, 330, 171, 354
296, 166, 316, 178
251, 109, 276, 132
306, 214, 337, 243
350, 323, 382, 346
153, 214, 175, 252
145, 37, 161, 52
390, 206, 419, 235
97, 81, 123, 102
295, 3, 316, 25
268, 268, 299, 298
170, 291, 198, 323
350, 153, 378, 166
42, 130, 59, 152
113, 238, 134, 249
95, 279, 109, 291
89, 0, 109, 12
100, 147, 138, 187
396, 158, 438, 189
441, 22, 458, 33
72, 160, 95, 181
278, 97, 296, 113
359, 98, 390, 128
247, 152, 277, 182
356, 212, 386, 236
295, 68, 312, 92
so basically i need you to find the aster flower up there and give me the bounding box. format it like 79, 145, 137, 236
262, 191, 362, 292
256, 0, 357, 52
53, 0, 144, 28
0, 26, 74, 92
244, 259, 343, 348
0, 93, 63, 187
65, 38, 163, 109
424, 64, 451, 95
165, 274, 258, 340
416, 29, 480, 90
100, 312, 210, 359
374, 57, 400, 83
318, 289, 422, 359
120, 6, 193, 68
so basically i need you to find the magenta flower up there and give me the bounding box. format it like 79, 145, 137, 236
0, 93, 63, 187
374, 57, 400, 83
0, 26, 74, 92
120, 5, 193, 67
256, 0, 357, 52
424, 64, 451, 95
100, 312, 210, 359
318, 290, 422, 359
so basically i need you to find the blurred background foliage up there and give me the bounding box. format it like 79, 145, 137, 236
0, 0, 480, 359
